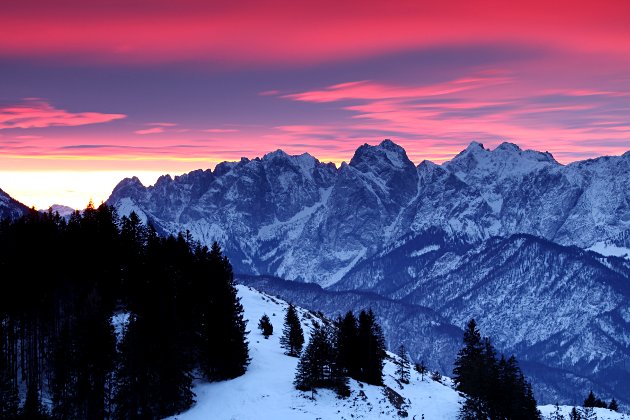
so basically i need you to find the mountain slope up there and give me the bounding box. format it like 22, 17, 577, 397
335, 233, 630, 408
166, 284, 626, 419
0, 187, 29, 220
108, 140, 630, 286
169, 284, 462, 420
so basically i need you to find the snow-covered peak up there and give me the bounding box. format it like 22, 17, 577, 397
110, 176, 145, 196
444, 141, 558, 182
350, 139, 414, 172
263, 149, 290, 160
48, 204, 75, 217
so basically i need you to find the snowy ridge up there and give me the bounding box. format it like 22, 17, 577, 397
167, 285, 627, 419
168, 285, 462, 420
0, 187, 29, 220
107, 140, 630, 286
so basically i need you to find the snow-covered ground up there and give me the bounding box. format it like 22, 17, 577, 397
167, 285, 462, 420
588, 241, 630, 260
539, 405, 627, 419
166, 285, 627, 420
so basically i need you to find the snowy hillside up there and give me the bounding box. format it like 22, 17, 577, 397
167, 285, 462, 420
0, 187, 29, 220
538, 405, 627, 420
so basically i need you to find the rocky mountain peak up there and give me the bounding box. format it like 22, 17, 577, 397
350, 139, 414, 172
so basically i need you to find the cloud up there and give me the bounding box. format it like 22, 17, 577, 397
0, 100, 126, 129
2, 1, 630, 66
279, 74, 630, 163
202, 128, 239, 133
147, 122, 177, 127
135, 127, 165, 135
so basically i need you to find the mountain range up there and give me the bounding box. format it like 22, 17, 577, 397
104, 140, 630, 409
2, 140, 628, 409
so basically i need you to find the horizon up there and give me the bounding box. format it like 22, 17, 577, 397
2, 138, 628, 211
2, 0, 630, 208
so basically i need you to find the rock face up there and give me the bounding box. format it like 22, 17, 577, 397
0, 188, 29, 220
107, 140, 630, 285
107, 140, 630, 408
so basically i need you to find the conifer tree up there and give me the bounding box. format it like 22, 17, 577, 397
583, 390, 597, 407
569, 407, 582, 420
579, 406, 596, 420
258, 314, 273, 339
357, 309, 386, 385
0, 323, 18, 419
415, 360, 428, 381
395, 344, 410, 384
280, 304, 304, 357
454, 319, 540, 420
336, 311, 359, 378
608, 398, 618, 412
549, 403, 565, 420
453, 319, 485, 397
199, 242, 250, 380
294, 322, 349, 398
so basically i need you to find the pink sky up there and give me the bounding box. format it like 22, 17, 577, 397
1, 0, 629, 208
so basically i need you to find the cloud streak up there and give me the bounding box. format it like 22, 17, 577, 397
279, 74, 630, 162
0, 100, 126, 130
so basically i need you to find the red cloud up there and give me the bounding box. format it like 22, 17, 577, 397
0, 100, 126, 129
279, 75, 630, 163
1, 1, 630, 66
135, 127, 165, 135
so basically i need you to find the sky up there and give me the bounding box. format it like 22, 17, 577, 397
1, 0, 630, 209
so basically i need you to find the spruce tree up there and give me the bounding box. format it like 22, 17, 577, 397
336, 311, 359, 378
357, 309, 386, 385
608, 398, 618, 412
569, 407, 582, 420
0, 324, 18, 419
415, 360, 428, 381
549, 403, 566, 420
453, 319, 540, 420
395, 344, 410, 384
258, 314, 273, 339
453, 319, 485, 398
579, 406, 596, 420
199, 242, 250, 380
294, 322, 348, 398
280, 304, 304, 357
583, 390, 597, 407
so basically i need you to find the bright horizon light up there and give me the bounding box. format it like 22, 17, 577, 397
0, 171, 182, 210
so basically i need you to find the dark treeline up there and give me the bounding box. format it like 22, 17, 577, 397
453, 319, 540, 420
0, 203, 249, 419
293, 309, 386, 397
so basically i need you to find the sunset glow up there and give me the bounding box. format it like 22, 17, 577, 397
1, 0, 630, 208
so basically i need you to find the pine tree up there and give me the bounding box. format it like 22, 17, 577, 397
395, 344, 410, 384
280, 304, 304, 357
357, 309, 386, 385
294, 322, 349, 398
258, 314, 273, 339
569, 407, 582, 420
579, 406, 596, 420
0, 323, 18, 419
549, 403, 566, 420
415, 360, 428, 381
454, 319, 540, 420
453, 319, 485, 398
608, 398, 618, 412
583, 390, 597, 407
199, 242, 250, 380
336, 311, 359, 378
